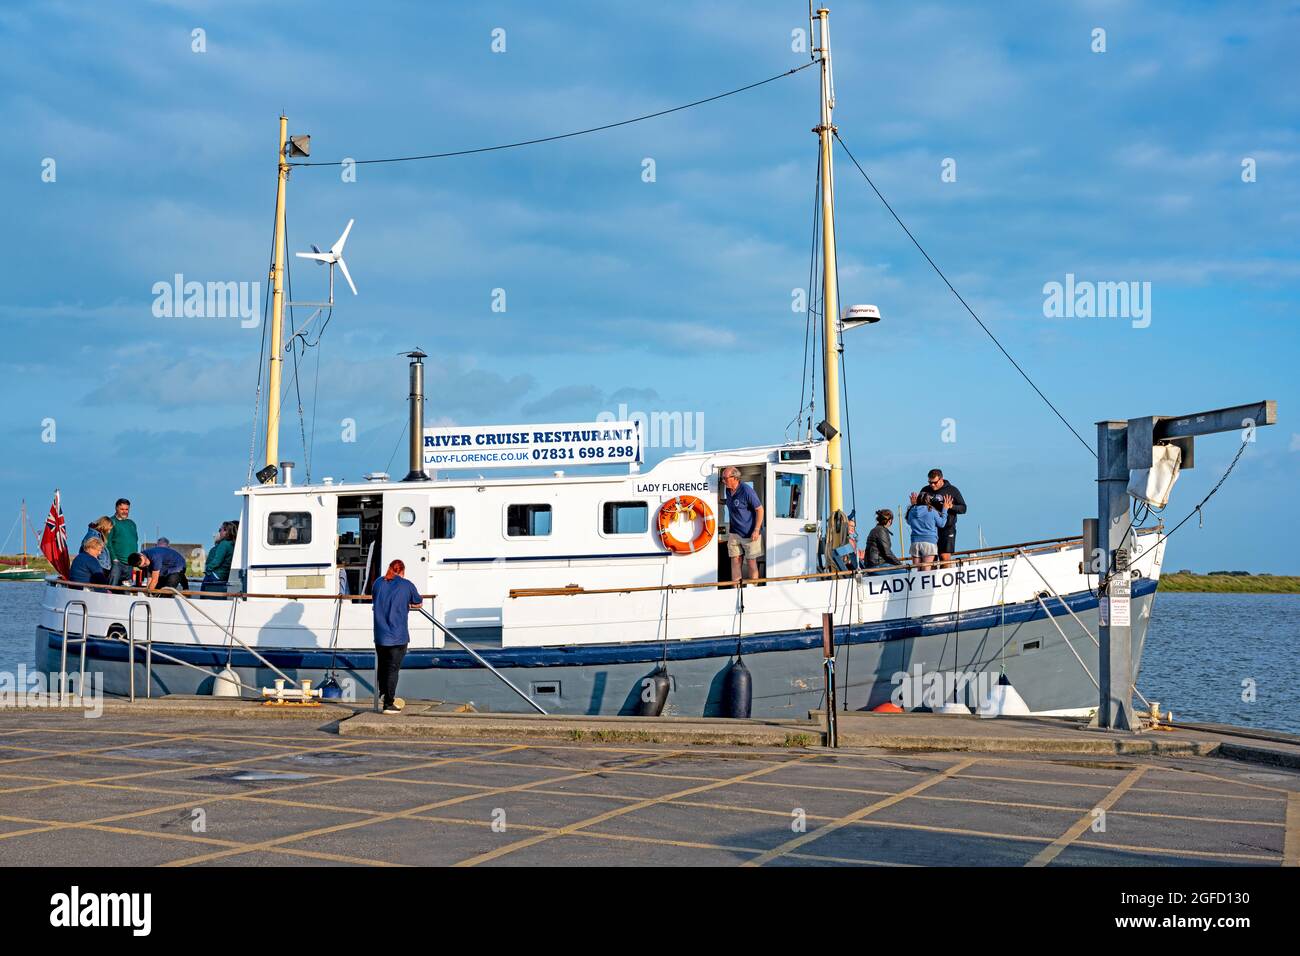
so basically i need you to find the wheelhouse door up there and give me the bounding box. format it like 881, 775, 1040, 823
769, 468, 814, 576
381, 491, 436, 646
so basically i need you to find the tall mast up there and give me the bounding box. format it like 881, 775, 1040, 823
265, 115, 290, 470
813, 7, 844, 514
21, 499, 27, 567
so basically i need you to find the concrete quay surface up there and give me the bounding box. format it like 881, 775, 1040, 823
0, 697, 1297, 867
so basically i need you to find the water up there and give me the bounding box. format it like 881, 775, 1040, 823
2, 583, 1296, 734
1141, 592, 1300, 735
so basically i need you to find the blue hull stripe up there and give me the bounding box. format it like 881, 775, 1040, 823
42, 577, 1156, 672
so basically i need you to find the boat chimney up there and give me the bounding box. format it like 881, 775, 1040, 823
280, 461, 295, 487
403, 349, 430, 482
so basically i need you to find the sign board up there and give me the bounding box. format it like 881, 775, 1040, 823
1101, 576, 1131, 628
423, 421, 641, 470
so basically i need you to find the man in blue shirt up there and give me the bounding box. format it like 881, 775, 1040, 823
722, 466, 764, 583
128, 545, 189, 591
69, 537, 109, 585
371, 559, 423, 714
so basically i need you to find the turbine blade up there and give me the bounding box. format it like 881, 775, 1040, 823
296, 252, 332, 264
332, 218, 354, 255
337, 257, 357, 295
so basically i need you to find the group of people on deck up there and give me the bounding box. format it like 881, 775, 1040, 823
847, 468, 967, 571
67, 497, 239, 593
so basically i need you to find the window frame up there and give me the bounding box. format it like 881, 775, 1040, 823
600, 500, 650, 537
430, 506, 456, 540
266, 511, 313, 546
505, 503, 553, 538
774, 471, 807, 521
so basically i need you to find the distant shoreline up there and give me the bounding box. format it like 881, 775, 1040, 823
1158, 573, 1300, 594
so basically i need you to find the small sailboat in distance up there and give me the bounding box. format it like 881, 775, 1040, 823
0, 501, 46, 581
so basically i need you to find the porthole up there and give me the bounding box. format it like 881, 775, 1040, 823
397, 507, 417, 527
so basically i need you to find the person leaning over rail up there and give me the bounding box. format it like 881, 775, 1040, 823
106, 497, 138, 586
201, 520, 238, 593
864, 508, 903, 569
371, 559, 422, 715
128, 544, 189, 591
69, 536, 109, 586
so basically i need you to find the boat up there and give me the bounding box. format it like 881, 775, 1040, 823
1, 501, 45, 582
35, 7, 1168, 720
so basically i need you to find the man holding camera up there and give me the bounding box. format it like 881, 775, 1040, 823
918, 469, 967, 567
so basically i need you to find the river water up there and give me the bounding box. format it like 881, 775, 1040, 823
0, 583, 1295, 733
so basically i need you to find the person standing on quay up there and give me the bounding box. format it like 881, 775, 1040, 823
371, 559, 422, 715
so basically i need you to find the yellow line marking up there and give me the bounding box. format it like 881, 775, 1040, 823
1026, 767, 1147, 867
156, 748, 686, 867
1284, 793, 1300, 867
739, 757, 979, 867
786, 851, 920, 866
0, 737, 464, 842
0, 733, 201, 767
451, 754, 816, 868
1083, 840, 1280, 863
956, 770, 1284, 804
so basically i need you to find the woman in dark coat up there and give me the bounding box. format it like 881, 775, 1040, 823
864, 509, 902, 568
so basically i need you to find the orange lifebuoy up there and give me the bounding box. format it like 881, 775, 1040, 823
657, 495, 716, 554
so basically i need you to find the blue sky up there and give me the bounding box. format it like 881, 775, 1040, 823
1, 1, 1296, 571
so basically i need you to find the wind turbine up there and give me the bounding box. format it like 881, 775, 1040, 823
295, 218, 357, 301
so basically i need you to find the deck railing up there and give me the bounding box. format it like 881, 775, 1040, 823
45, 578, 435, 602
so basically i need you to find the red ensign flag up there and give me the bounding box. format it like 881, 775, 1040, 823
40, 490, 70, 578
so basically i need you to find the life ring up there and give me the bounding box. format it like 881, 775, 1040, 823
657, 495, 716, 554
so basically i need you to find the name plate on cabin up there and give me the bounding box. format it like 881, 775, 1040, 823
423, 421, 642, 470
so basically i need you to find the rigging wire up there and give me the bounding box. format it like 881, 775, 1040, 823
246, 190, 278, 483
290, 63, 818, 168
791, 140, 823, 442
828, 163, 857, 519
1160, 440, 1249, 543
1095, 439, 1250, 598
281, 202, 312, 483
832, 132, 1097, 460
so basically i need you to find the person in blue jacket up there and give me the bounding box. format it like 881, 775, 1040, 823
128, 544, 189, 591
371, 559, 423, 715
905, 491, 952, 569
69, 537, 109, 585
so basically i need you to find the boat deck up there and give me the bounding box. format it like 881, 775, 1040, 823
0, 703, 1296, 866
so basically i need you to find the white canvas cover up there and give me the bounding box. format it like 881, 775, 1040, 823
1127, 442, 1182, 508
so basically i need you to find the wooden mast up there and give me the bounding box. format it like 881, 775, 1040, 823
265, 115, 290, 471
813, 7, 844, 514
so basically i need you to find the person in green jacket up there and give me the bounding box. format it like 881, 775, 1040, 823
201, 520, 239, 593
106, 498, 139, 586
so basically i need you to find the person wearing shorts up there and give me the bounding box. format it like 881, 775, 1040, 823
722, 466, 764, 582
917, 469, 966, 567
905, 491, 951, 569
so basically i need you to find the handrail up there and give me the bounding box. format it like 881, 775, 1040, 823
164, 588, 300, 688
127, 601, 153, 702
46, 578, 435, 601
414, 607, 547, 715
100, 628, 264, 698
58, 600, 88, 703
508, 534, 1093, 599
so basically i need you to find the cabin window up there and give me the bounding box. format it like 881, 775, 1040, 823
775, 472, 806, 519
603, 501, 648, 535
431, 506, 455, 539
507, 504, 552, 537
267, 512, 312, 545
